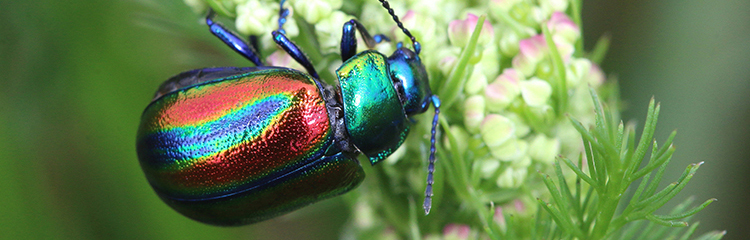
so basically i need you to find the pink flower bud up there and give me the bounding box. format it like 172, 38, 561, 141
400, 10, 436, 46
512, 35, 546, 76
547, 12, 580, 44
489, 0, 521, 11
439, 55, 458, 76
494, 207, 505, 225
448, 14, 494, 48
485, 68, 522, 111
443, 224, 471, 240
512, 33, 574, 76
586, 63, 606, 86
494, 207, 507, 231
514, 199, 526, 212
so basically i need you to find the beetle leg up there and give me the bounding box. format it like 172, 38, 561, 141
271, 0, 320, 79
276, 0, 290, 35
340, 19, 391, 61
271, 32, 319, 80
205, 9, 264, 66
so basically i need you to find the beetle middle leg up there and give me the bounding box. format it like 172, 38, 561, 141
270, 0, 320, 79
205, 9, 264, 66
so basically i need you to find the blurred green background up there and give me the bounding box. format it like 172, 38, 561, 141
1, 0, 747, 239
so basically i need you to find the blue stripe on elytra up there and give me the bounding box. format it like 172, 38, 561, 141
145, 94, 290, 165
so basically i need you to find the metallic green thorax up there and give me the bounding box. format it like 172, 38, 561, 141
337, 51, 409, 165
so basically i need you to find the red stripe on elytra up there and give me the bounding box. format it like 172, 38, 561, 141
158, 73, 317, 127
158, 79, 332, 194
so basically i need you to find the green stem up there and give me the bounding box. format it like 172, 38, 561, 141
570, 0, 584, 57
591, 195, 619, 239
438, 15, 487, 109
541, 24, 568, 117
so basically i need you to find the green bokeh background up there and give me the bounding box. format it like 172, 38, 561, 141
1, 0, 747, 239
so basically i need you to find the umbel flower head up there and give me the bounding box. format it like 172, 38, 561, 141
187, 0, 604, 233
183, 0, 722, 239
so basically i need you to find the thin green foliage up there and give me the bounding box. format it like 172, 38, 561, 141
539, 89, 721, 240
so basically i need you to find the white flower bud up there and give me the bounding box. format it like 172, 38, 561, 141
528, 134, 560, 163
481, 114, 515, 147
520, 77, 552, 107
464, 95, 486, 134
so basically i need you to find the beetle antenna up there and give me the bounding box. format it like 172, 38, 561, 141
423, 96, 440, 214
378, 0, 421, 54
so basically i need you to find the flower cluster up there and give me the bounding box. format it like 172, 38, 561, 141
183, 0, 621, 238
338, 1, 609, 238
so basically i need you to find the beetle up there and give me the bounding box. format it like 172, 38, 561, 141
136, 0, 440, 226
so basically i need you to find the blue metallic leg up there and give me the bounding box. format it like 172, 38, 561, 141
205, 9, 264, 66
276, 0, 290, 35
340, 19, 391, 61
271, 0, 320, 79
271, 32, 319, 79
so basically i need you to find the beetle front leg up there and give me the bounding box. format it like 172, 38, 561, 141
340, 19, 391, 61
205, 9, 264, 66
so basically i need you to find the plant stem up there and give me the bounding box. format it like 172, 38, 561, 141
591, 195, 619, 239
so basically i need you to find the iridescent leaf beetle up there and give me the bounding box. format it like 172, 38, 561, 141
136, 0, 440, 226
